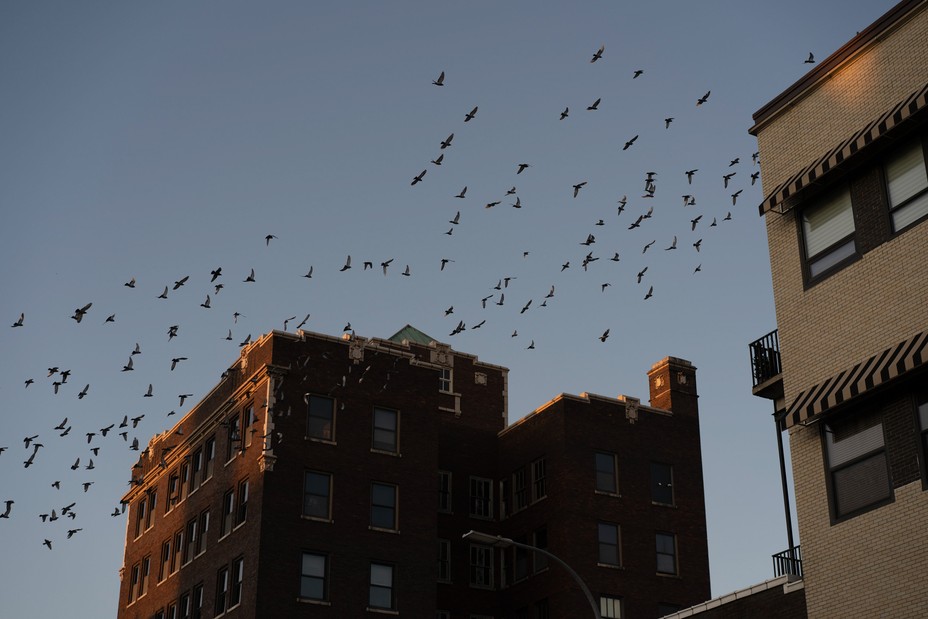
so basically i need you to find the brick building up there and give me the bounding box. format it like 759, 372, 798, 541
743, 0, 928, 617
116, 326, 709, 619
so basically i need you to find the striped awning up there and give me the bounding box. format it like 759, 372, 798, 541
784, 330, 928, 428
759, 82, 928, 216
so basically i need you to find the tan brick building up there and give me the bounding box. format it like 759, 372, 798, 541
748, 1, 928, 617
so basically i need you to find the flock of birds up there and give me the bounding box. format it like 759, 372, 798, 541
1, 42, 820, 557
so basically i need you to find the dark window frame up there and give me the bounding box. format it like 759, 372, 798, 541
303, 470, 332, 520
370, 482, 398, 530
884, 134, 928, 233
651, 462, 674, 506
300, 552, 328, 601
798, 183, 859, 284
306, 394, 336, 442
823, 411, 893, 523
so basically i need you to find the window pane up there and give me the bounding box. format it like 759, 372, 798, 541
598, 523, 619, 565
826, 419, 884, 466
651, 462, 674, 504
301, 553, 326, 600
595, 452, 616, 492
833, 453, 891, 517
369, 564, 393, 609
307, 395, 334, 440
802, 189, 854, 258
886, 139, 928, 206
892, 193, 928, 230
808, 239, 856, 277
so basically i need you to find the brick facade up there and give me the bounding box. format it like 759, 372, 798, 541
750, 2, 928, 617
116, 328, 709, 619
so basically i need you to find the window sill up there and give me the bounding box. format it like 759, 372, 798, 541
656, 572, 681, 579
366, 607, 399, 615
301, 515, 333, 524
468, 514, 494, 521
651, 501, 676, 508
594, 490, 621, 498
597, 563, 624, 570
369, 526, 400, 534
305, 436, 337, 446
297, 597, 331, 606
233, 521, 246, 532
370, 448, 401, 458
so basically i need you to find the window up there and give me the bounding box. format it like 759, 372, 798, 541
656, 532, 677, 575
220, 489, 235, 538
595, 452, 618, 493
159, 538, 171, 582
178, 593, 190, 619
369, 563, 395, 610
598, 523, 620, 566
306, 394, 335, 441
437, 612, 451, 619
514, 536, 529, 581
531, 458, 546, 502
658, 602, 683, 617
167, 472, 179, 513
438, 539, 451, 582
154, 610, 165, 619
179, 462, 190, 502
146, 490, 157, 529
171, 529, 183, 574
372, 407, 398, 452
825, 413, 891, 519
886, 137, 928, 231
469, 477, 493, 518
215, 565, 229, 615
801, 186, 856, 279
190, 449, 202, 493
196, 510, 209, 556
371, 482, 397, 530
128, 563, 140, 603
438, 471, 452, 513
918, 395, 928, 483
301, 552, 327, 601
533, 528, 548, 573
469, 544, 494, 588
500, 478, 510, 519
236, 479, 249, 526
191, 583, 203, 619
229, 558, 244, 608
243, 406, 257, 448
134, 497, 146, 538
139, 556, 151, 597
204, 437, 215, 481
226, 414, 241, 461
303, 471, 332, 520
535, 599, 550, 619
439, 367, 453, 393
184, 518, 197, 565
600, 596, 624, 619
651, 462, 674, 505
166, 603, 177, 619
513, 468, 527, 511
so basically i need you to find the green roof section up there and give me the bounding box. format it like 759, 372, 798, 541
387, 324, 436, 345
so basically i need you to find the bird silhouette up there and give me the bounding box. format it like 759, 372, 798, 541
642, 240, 656, 253
623, 135, 639, 151
431, 153, 444, 166
464, 106, 478, 122
516, 163, 531, 174
210, 267, 222, 281
633, 69, 644, 79
644, 286, 654, 300
432, 71, 445, 86
587, 98, 601, 111
455, 186, 467, 199
590, 44, 604, 63
71, 303, 92, 323
265, 234, 277, 246
440, 133, 454, 149
560, 107, 569, 120
124, 277, 136, 288
805, 52, 815, 64
599, 329, 610, 342
664, 117, 674, 128
201, 294, 211, 309
411, 169, 427, 185
696, 90, 711, 106
665, 236, 677, 250
244, 268, 256, 282
11, 312, 24, 327
340, 256, 351, 272
573, 181, 587, 198
685, 169, 698, 184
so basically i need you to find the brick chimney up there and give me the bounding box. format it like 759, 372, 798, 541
647, 356, 698, 415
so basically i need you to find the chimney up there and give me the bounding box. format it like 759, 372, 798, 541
647, 356, 698, 415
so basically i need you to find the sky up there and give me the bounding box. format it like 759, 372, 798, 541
0, 1, 897, 617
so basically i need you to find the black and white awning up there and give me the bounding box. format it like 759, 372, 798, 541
759, 82, 928, 216
784, 330, 928, 428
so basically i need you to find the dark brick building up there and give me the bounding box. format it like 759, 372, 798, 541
117, 326, 709, 619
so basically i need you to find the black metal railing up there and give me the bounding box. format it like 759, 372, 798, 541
772, 545, 802, 578
749, 330, 782, 387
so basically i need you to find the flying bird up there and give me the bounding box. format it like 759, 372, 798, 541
573, 181, 587, 198
71, 303, 92, 323
623, 135, 638, 150
340, 256, 352, 272
144, 384, 153, 397
440, 258, 454, 271
201, 294, 211, 309
265, 234, 277, 246
587, 98, 601, 111
381, 259, 393, 275
1, 500, 13, 518
402, 265, 411, 276
691, 215, 703, 230
696, 90, 711, 106
633, 69, 644, 79
599, 329, 610, 342
172, 276, 189, 290
178, 393, 193, 406
637, 267, 648, 283
157, 286, 168, 299
411, 169, 427, 185
103, 313, 115, 323
642, 240, 656, 253
644, 286, 654, 300
685, 169, 698, 184
210, 267, 222, 281
464, 106, 478, 122
78, 384, 89, 399
124, 277, 136, 288
432, 71, 445, 86
805, 52, 816, 64
122, 358, 134, 372
526, 340, 535, 350
170, 357, 188, 371
449, 211, 460, 225
664, 117, 674, 128
665, 236, 677, 251
431, 153, 444, 166
751, 171, 760, 185
731, 189, 743, 205
455, 186, 467, 198
243, 268, 256, 283
440, 133, 454, 149
516, 163, 531, 174
590, 44, 604, 63
560, 107, 569, 120
11, 312, 24, 328
693, 239, 703, 252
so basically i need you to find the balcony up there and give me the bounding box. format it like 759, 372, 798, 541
749, 330, 783, 400
772, 545, 802, 579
